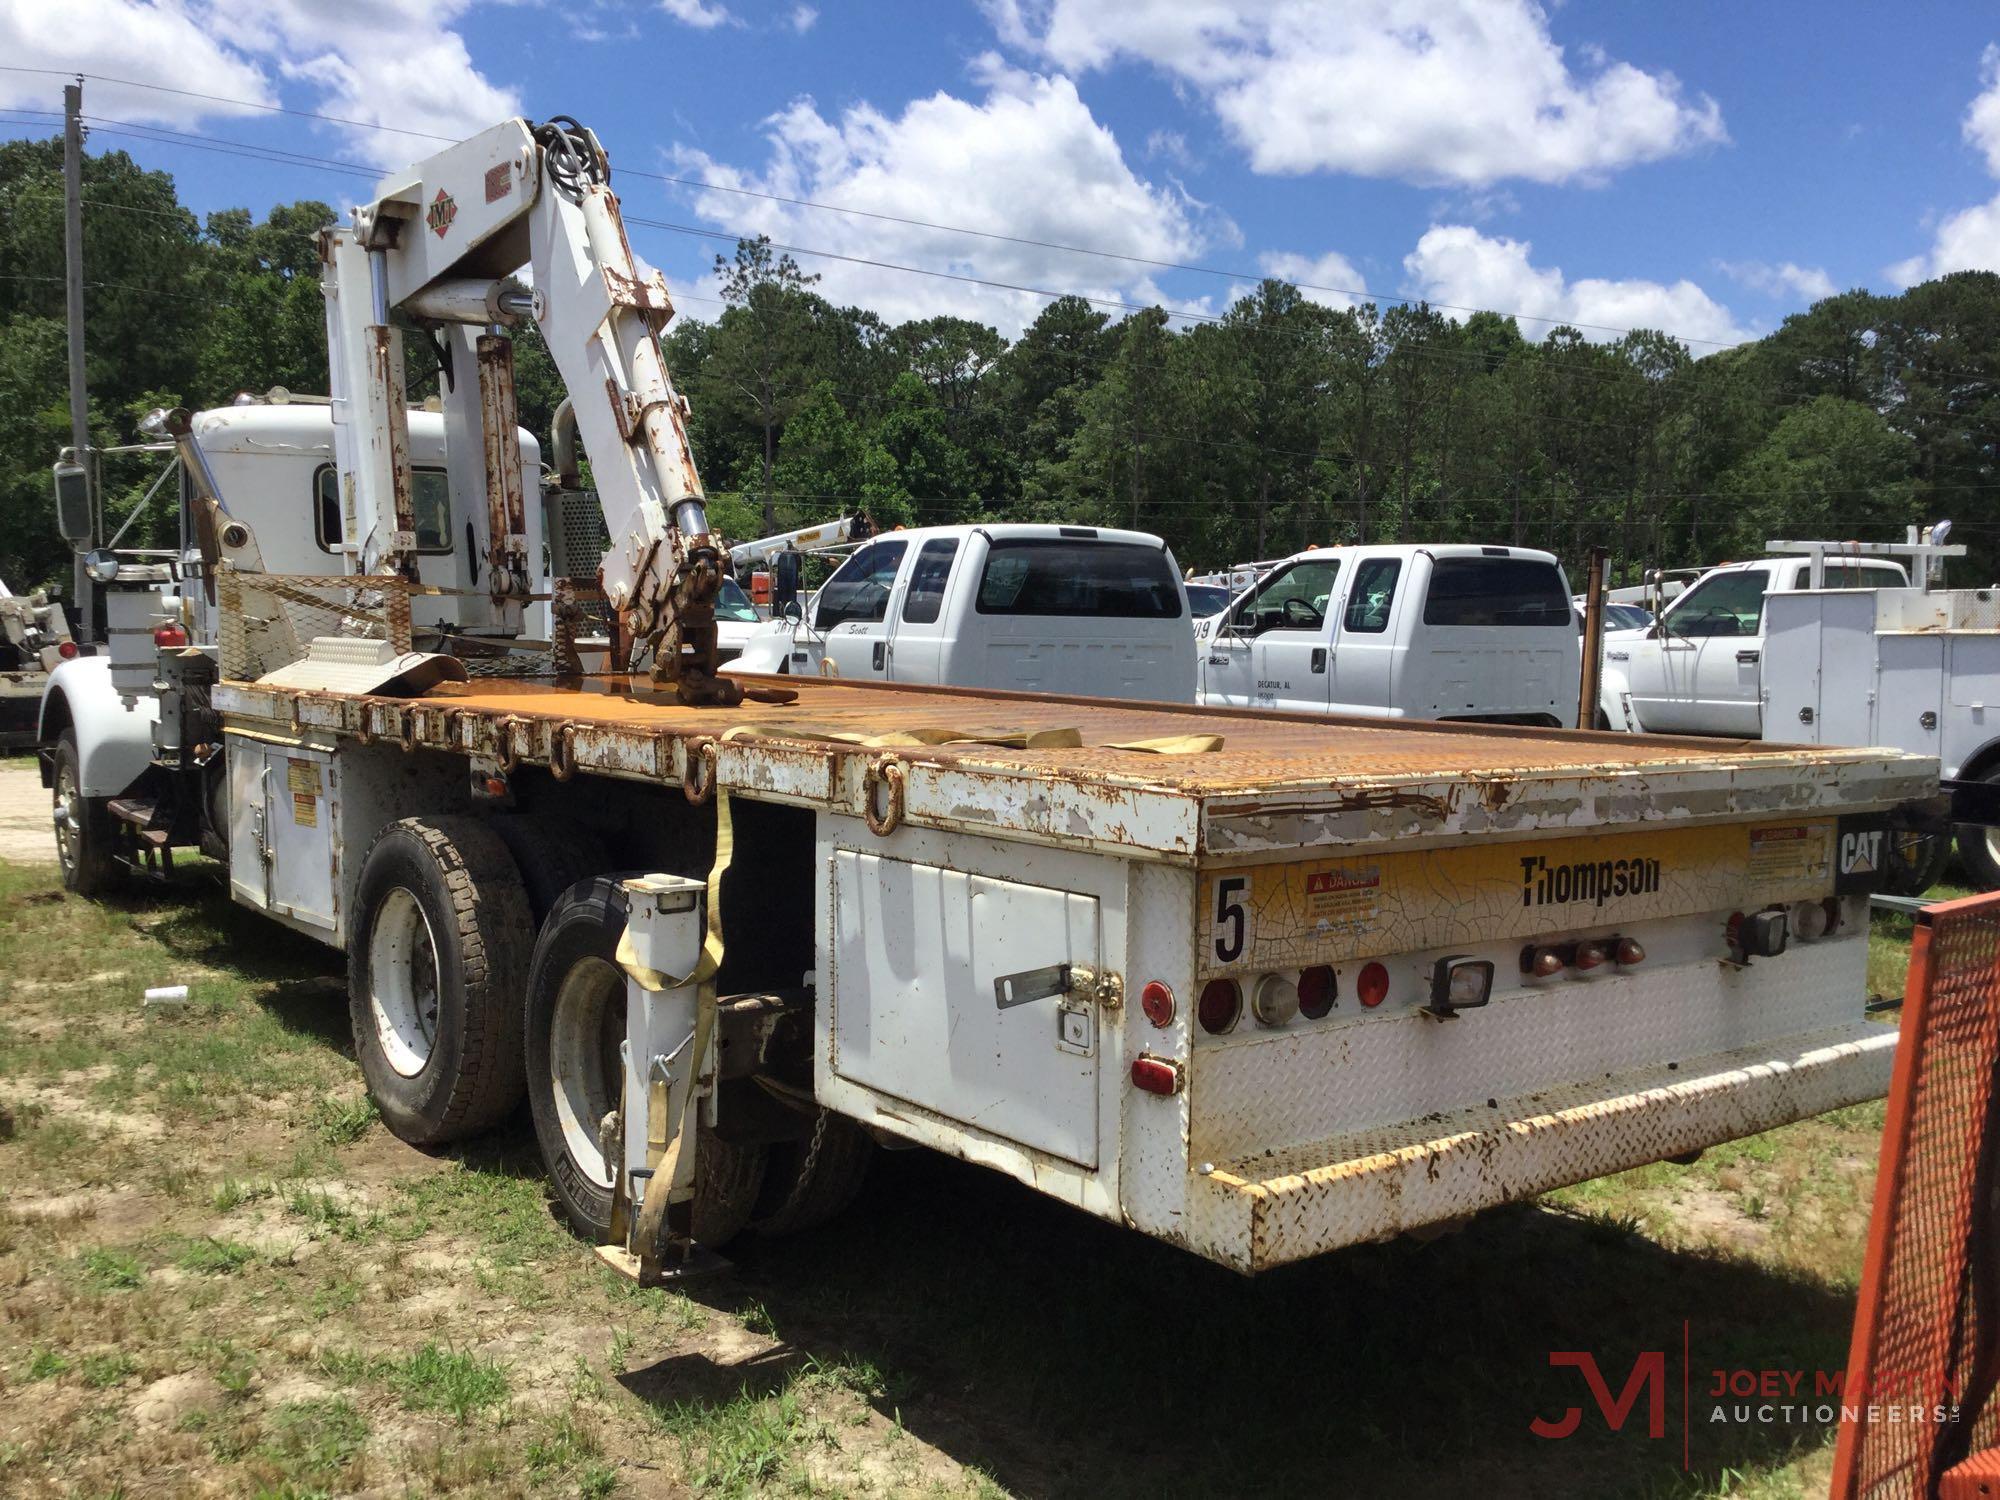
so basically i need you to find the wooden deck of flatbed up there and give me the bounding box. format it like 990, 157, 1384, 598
213, 672, 1940, 860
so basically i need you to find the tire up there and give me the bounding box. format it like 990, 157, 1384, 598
1883, 828, 1953, 898
52, 730, 119, 896
347, 816, 533, 1146
524, 876, 765, 1249
749, 1111, 873, 1238
490, 815, 609, 927
1956, 768, 2000, 891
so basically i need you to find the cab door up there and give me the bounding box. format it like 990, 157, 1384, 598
809, 538, 908, 679
1247, 557, 1342, 712
1646, 566, 1772, 735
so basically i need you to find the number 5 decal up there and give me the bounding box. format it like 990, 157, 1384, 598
1213, 875, 1249, 964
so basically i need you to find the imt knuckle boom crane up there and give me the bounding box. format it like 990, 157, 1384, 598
320, 114, 741, 706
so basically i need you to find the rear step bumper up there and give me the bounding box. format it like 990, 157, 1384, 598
1191, 1019, 1895, 1274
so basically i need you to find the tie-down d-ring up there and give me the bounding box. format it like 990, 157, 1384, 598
863, 756, 906, 837
682, 738, 719, 806
549, 723, 578, 782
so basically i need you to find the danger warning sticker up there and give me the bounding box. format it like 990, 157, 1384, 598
292, 792, 317, 828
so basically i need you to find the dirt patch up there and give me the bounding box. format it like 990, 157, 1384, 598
0, 762, 55, 864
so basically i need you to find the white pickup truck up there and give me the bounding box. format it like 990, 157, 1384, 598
1598, 552, 1909, 736
735, 523, 1197, 701
1196, 543, 1581, 724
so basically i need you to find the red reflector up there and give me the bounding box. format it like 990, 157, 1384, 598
153, 623, 188, 648
57, 640, 78, 659
1197, 978, 1240, 1034
1574, 940, 1610, 972
1615, 937, 1645, 966
1130, 1056, 1181, 1095
1297, 965, 1336, 1018
1140, 980, 1175, 1029
1357, 962, 1389, 1008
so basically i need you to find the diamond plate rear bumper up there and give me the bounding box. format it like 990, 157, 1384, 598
1192, 1019, 1896, 1273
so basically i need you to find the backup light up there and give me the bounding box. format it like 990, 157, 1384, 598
1252, 972, 1299, 1028
1426, 956, 1494, 1019
1140, 980, 1176, 1029
1727, 909, 1790, 963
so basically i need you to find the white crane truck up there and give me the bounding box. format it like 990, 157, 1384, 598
42, 117, 1934, 1279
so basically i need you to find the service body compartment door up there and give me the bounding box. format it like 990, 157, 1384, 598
831, 850, 1102, 1167
225, 740, 337, 934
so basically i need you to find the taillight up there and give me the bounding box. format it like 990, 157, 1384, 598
1251, 973, 1298, 1028
1791, 900, 1830, 941
1615, 936, 1646, 967
1357, 962, 1390, 1008
1139, 980, 1175, 1029
57, 640, 78, 659
1130, 1056, 1182, 1095
1573, 939, 1610, 972
1297, 965, 1336, 1018
1196, 978, 1240, 1034
153, 622, 188, 648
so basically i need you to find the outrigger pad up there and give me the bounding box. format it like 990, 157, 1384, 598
257, 637, 470, 697
593, 1241, 732, 1286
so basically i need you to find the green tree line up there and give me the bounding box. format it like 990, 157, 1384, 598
6, 137, 1997, 592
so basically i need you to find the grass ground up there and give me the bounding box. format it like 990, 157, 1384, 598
0, 853, 1943, 1499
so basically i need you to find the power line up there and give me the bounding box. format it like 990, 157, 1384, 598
1, 64, 1762, 350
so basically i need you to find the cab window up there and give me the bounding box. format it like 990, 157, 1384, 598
1230, 559, 1341, 636
1666, 569, 1768, 638
901, 538, 959, 624
313, 464, 452, 553
813, 540, 907, 630
1341, 557, 1402, 634
1821, 564, 1907, 590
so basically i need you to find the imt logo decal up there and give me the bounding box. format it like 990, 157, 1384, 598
427, 188, 458, 238
1520, 852, 1663, 908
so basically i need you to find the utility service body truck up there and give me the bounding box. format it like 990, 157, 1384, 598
44, 116, 1933, 1279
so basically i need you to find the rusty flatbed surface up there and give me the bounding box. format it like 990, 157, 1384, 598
214, 672, 1938, 860
423, 673, 1880, 788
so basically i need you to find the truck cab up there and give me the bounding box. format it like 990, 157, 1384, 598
737, 523, 1196, 702
1605, 554, 1908, 735
1196, 543, 1579, 724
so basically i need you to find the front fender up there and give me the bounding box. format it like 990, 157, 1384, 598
39, 655, 156, 797
735, 620, 817, 677
1595, 660, 1638, 733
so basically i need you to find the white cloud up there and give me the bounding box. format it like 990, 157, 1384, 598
983, 0, 1726, 187
0, 0, 521, 168
666, 58, 1216, 332
1258, 249, 1368, 309
1890, 46, 2000, 285
1716, 259, 1838, 302
788, 4, 817, 33
659, 0, 733, 28
1404, 225, 1749, 346
0, 0, 276, 127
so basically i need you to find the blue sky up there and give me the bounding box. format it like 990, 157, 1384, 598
7, 1, 2000, 346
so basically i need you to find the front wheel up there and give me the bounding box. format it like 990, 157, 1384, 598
524, 877, 765, 1249
52, 730, 119, 896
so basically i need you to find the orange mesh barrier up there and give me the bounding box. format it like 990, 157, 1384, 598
1833, 891, 2000, 1500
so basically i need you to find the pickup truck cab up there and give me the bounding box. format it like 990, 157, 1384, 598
1602, 555, 1908, 735
1196, 543, 1579, 724
735, 523, 1197, 702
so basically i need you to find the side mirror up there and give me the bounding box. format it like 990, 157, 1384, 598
52, 462, 93, 544
82, 547, 121, 585
782, 599, 804, 624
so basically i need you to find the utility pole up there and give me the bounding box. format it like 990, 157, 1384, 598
63, 78, 93, 636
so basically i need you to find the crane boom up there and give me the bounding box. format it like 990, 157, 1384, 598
319, 116, 739, 704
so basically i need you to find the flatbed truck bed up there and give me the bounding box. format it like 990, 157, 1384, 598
203, 669, 1929, 1272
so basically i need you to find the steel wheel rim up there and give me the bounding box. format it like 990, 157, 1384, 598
368, 887, 441, 1078
52, 760, 78, 877
550, 955, 624, 1190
